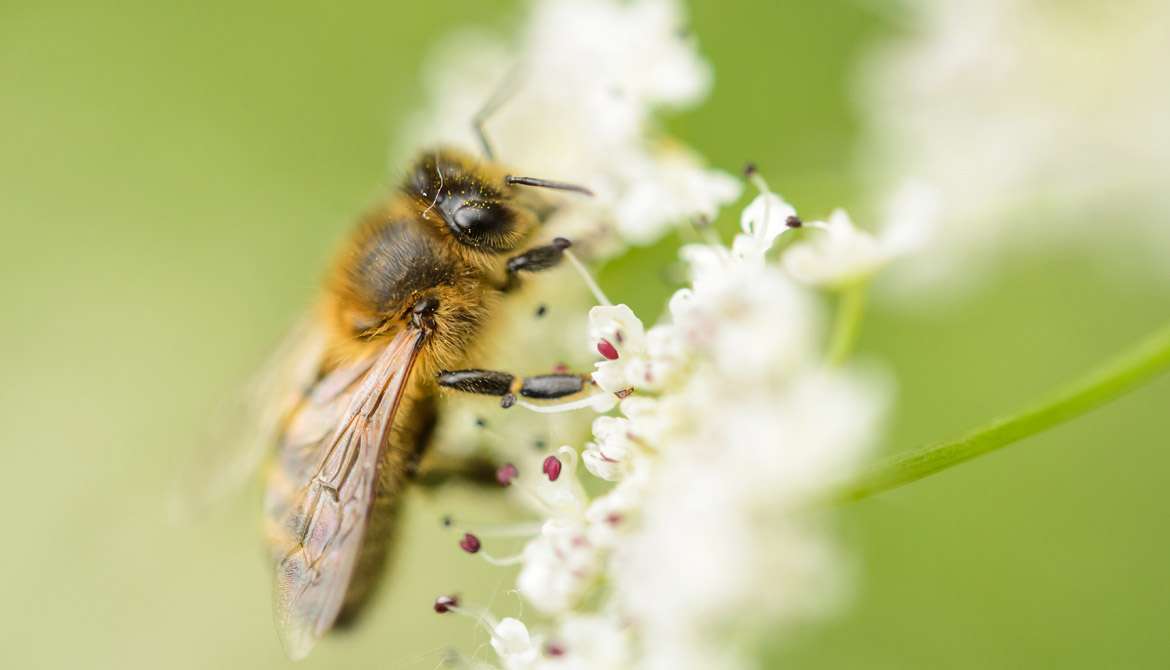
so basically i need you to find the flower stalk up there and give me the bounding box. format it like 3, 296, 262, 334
836, 321, 1170, 502
826, 282, 867, 365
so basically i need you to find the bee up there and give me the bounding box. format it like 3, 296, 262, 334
259, 146, 595, 659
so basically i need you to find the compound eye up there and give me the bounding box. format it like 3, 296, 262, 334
450, 201, 514, 249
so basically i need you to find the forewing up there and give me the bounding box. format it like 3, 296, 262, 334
267, 328, 424, 660
171, 315, 327, 523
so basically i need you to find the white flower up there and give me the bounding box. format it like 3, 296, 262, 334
673, 264, 817, 382
527, 447, 589, 519
491, 618, 541, 670
614, 147, 743, 244
584, 474, 645, 549
588, 304, 647, 393
781, 183, 936, 288
517, 519, 601, 614
782, 209, 890, 287
550, 614, 633, 670
582, 416, 639, 481
731, 191, 799, 263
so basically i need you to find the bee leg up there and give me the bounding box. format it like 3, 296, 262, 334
412, 451, 499, 488
507, 237, 571, 274
437, 368, 589, 409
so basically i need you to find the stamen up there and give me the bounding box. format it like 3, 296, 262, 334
597, 339, 620, 360
542, 455, 563, 481
434, 594, 460, 613
786, 215, 803, 228
744, 160, 772, 195
457, 533, 526, 565
453, 529, 529, 566
479, 551, 524, 567
444, 517, 542, 538
516, 392, 614, 413
459, 533, 482, 554
433, 597, 501, 637
545, 641, 567, 657
563, 249, 612, 306
496, 463, 519, 486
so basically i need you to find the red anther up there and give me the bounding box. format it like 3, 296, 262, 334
459, 533, 481, 554
496, 463, 519, 487
542, 455, 563, 482
433, 595, 459, 613
785, 215, 803, 228
553, 362, 570, 373
545, 641, 566, 657
605, 512, 623, 525
615, 388, 634, 399
597, 339, 619, 360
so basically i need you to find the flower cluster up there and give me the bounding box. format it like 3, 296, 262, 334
435, 179, 894, 669
413, 2, 916, 668
860, 0, 1170, 288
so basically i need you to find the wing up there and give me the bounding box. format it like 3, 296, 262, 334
266, 328, 425, 660
170, 315, 327, 523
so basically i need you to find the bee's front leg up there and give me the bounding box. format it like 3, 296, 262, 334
500, 237, 572, 292
437, 368, 590, 408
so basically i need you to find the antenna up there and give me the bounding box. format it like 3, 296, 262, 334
504, 175, 594, 197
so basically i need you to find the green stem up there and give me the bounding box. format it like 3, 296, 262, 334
827, 282, 867, 365
837, 322, 1170, 502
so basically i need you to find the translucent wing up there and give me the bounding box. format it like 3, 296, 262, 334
265, 328, 424, 660
171, 315, 327, 523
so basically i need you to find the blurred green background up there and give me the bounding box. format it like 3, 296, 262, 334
3, 1, 1167, 668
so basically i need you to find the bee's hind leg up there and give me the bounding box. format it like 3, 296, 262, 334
436, 368, 591, 409
412, 450, 499, 488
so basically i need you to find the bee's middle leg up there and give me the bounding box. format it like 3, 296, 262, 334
436, 368, 591, 409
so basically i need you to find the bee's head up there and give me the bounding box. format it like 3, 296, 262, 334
408, 149, 537, 253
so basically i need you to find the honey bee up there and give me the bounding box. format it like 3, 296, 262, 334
259, 146, 595, 659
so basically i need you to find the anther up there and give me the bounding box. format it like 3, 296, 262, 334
459, 533, 482, 554
786, 215, 803, 228
597, 339, 619, 360
743, 162, 759, 178
496, 463, 518, 487
615, 388, 634, 399
542, 455, 563, 482
434, 594, 460, 614
545, 641, 567, 657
